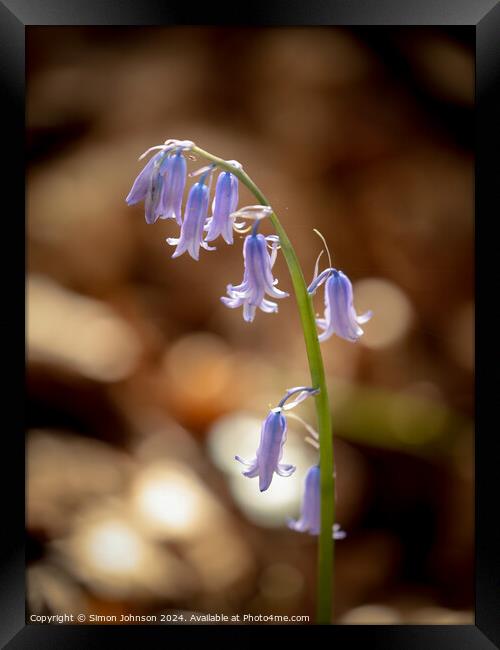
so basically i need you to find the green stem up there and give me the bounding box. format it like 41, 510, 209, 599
192, 145, 335, 624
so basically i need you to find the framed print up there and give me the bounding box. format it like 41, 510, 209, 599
1, 0, 499, 647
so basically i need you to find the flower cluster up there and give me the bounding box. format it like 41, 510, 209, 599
127, 139, 371, 540
126, 140, 288, 321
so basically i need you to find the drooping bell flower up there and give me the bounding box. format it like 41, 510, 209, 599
288, 465, 346, 538
126, 141, 189, 225
236, 408, 294, 493
126, 150, 166, 224
221, 232, 288, 322
235, 386, 318, 492
205, 171, 239, 244
308, 268, 372, 343
166, 179, 214, 260
159, 150, 187, 225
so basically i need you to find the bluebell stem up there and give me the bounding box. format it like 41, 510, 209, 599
288, 465, 346, 539
235, 387, 319, 492
221, 231, 288, 322
308, 268, 372, 343
205, 171, 239, 245
166, 178, 215, 261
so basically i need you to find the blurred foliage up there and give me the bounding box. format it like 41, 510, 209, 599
330, 378, 469, 457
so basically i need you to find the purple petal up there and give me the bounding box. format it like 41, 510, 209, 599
126, 152, 161, 205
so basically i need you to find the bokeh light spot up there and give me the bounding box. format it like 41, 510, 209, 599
354, 278, 413, 349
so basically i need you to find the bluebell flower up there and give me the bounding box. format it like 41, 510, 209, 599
288, 465, 346, 538
235, 387, 318, 492
126, 151, 161, 207
235, 408, 295, 492
205, 172, 239, 245
166, 180, 215, 260
308, 268, 372, 343
126, 150, 166, 224
221, 233, 288, 322
159, 151, 187, 225
126, 142, 188, 225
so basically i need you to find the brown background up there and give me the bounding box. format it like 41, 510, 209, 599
27, 26, 474, 624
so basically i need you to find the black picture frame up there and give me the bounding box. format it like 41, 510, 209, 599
2, 0, 499, 647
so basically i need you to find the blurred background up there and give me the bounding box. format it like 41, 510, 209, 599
26, 26, 474, 624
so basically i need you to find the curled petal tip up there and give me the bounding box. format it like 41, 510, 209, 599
357, 309, 373, 324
